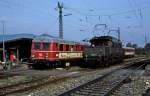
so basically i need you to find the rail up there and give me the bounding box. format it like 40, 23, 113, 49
58, 59, 148, 96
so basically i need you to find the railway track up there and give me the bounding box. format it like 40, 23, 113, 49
0, 68, 93, 96
0, 73, 18, 79
58, 59, 148, 96
0, 58, 146, 96
0, 75, 69, 96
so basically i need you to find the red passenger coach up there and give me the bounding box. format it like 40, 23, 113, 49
30, 35, 84, 68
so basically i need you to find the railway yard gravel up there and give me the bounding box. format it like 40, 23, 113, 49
13, 69, 149, 96
0, 58, 147, 96
7, 64, 126, 96
111, 76, 150, 96
0, 75, 41, 87
111, 69, 150, 96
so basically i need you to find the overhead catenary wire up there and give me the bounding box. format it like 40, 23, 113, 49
64, 3, 150, 30
63, 1, 150, 32
127, 0, 143, 27
65, 4, 150, 17
128, 0, 149, 45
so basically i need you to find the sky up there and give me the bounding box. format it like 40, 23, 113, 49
0, 0, 150, 47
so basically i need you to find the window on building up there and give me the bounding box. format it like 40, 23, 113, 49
34, 42, 41, 50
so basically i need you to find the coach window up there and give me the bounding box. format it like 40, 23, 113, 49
79, 46, 81, 51
34, 42, 41, 50
55, 43, 58, 50
73, 45, 76, 51
81, 46, 83, 51
75, 45, 78, 51
70, 45, 73, 51
66, 45, 69, 51
43, 43, 49, 50
76, 45, 78, 51
59, 44, 63, 51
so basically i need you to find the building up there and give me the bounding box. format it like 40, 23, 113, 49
0, 34, 34, 63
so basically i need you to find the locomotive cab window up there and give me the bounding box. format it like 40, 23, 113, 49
43, 43, 49, 50
34, 42, 41, 50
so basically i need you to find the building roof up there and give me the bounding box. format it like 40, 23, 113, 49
0, 33, 59, 43
0, 34, 34, 43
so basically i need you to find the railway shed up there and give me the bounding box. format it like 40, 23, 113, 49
0, 34, 34, 64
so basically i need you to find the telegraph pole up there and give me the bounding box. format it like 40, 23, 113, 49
118, 27, 120, 41
1, 21, 6, 62
144, 32, 147, 45
58, 2, 63, 39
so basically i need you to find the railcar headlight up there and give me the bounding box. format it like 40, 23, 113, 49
46, 56, 48, 59
56, 54, 58, 57
32, 54, 35, 58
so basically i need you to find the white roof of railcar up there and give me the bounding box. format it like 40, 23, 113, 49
123, 47, 135, 50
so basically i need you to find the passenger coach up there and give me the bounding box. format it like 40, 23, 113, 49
124, 47, 135, 58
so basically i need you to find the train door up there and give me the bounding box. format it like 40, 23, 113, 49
49, 41, 57, 61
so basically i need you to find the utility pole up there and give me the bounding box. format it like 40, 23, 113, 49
1, 20, 6, 62
118, 27, 120, 41
58, 2, 63, 39
144, 32, 147, 45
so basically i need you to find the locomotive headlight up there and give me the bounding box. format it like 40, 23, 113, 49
32, 54, 35, 58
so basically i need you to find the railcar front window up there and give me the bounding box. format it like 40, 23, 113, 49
43, 43, 49, 50
59, 44, 63, 51
34, 42, 41, 50
66, 45, 69, 51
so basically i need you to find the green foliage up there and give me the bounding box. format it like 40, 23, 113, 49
135, 47, 145, 55
126, 43, 146, 55
126, 42, 132, 47
144, 43, 150, 56
126, 43, 138, 48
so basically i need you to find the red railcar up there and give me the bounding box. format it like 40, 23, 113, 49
29, 35, 84, 68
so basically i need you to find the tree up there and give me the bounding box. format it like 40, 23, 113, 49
126, 43, 138, 48
126, 43, 132, 47
136, 47, 145, 55
132, 44, 138, 49
144, 43, 150, 54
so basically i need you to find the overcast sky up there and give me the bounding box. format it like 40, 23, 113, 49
0, 0, 150, 47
